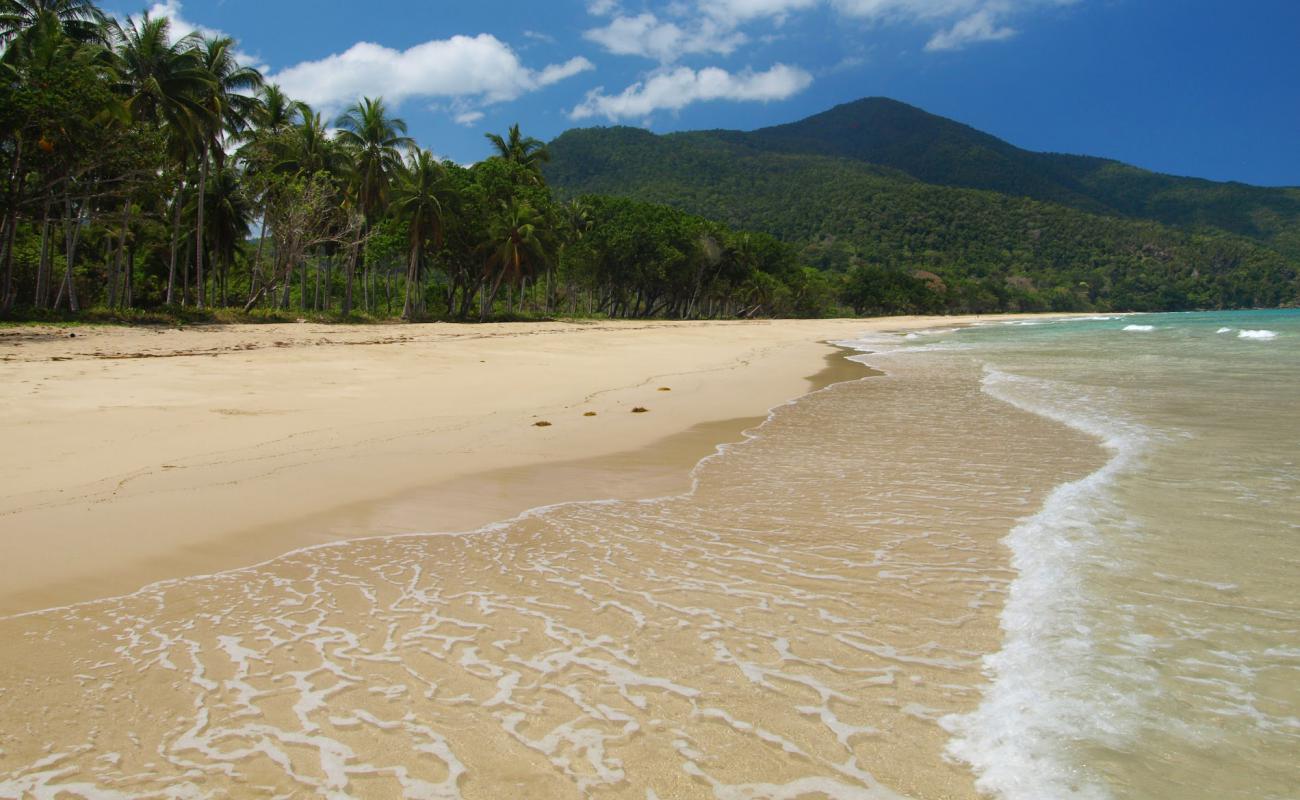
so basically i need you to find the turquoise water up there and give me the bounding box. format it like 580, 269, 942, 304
892, 310, 1300, 799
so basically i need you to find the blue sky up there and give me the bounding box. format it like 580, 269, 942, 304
123, 0, 1299, 186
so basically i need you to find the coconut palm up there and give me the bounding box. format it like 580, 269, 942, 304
109, 14, 207, 129
256, 83, 308, 135
195, 159, 252, 305
0, 0, 105, 47
237, 85, 312, 302
390, 148, 446, 319
485, 123, 549, 177
190, 35, 262, 308
277, 110, 344, 177
109, 13, 210, 304
481, 197, 547, 321
334, 96, 412, 314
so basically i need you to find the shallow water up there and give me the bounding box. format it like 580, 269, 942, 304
928, 310, 1300, 800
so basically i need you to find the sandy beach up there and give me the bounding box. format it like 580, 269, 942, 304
0, 314, 1069, 617
0, 315, 1006, 617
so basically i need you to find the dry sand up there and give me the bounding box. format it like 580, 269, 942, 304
0, 315, 1061, 616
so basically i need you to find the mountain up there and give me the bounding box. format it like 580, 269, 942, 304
543, 99, 1299, 311
729, 98, 1300, 255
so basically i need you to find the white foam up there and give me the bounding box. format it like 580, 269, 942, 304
1237, 329, 1277, 340
941, 367, 1151, 800
1123, 324, 1155, 332
1216, 327, 1233, 334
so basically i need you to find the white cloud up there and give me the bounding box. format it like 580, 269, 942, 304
587, 0, 1072, 61
134, 1, 265, 73
570, 63, 813, 121
454, 110, 485, 126
826, 0, 979, 21
536, 57, 598, 85
138, 0, 204, 40
584, 12, 747, 62
701, 0, 821, 25
270, 35, 593, 113
924, 7, 1016, 50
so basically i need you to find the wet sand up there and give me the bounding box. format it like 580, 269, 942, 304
0, 315, 1067, 617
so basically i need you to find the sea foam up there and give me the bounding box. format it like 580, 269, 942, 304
1123, 324, 1155, 332
941, 367, 1149, 800
1237, 329, 1277, 340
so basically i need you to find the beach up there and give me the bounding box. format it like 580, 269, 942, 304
0, 315, 1044, 617
5, 312, 1294, 799
0, 313, 1113, 799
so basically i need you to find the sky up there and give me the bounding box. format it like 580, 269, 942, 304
116, 0, 1300, 186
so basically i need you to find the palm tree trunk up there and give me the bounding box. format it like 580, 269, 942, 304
1, 137, 23, 311
109, 200, 132, 308
280, 252, 293, 310
182, 237, 190, 305
195, 142, 210, 309
166, 182, 183, 305
35, 198, 52, 308
249, 210, 266, 303
125, 240, 135, 309
343, 220, 363, 316
402, 240, 419, 319
385, 262, 392, 316
60, 196, 83, 312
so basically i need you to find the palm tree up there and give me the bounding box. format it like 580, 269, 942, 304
552, 198, 591, 313
390, 148, 446, 319
481, 197, 547, 321
255, 83, 308, 135
334, 96, 412, 314
196, 160, 252, 306
237, 84, 310, 304
0, 0, 105, 47
485, 123, 549, 178
191, 35, 263, 308
277, 109, 344, 177
109, 13, 211, 304
109, 14, 207, 128
0, 9, 115, 310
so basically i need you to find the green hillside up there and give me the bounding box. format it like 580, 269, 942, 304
743, 98, 1300, 256
545, 109, 1300, 312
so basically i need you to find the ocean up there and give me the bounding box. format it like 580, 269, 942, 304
914, 310, 1300, 799
0, 310, 1294, 799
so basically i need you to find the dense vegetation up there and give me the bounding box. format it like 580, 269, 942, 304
739, 98, 1300, 259
547, 106, 1300, 313
0, 0, 827, 322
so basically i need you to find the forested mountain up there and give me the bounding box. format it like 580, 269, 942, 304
545, 102, 1300, 312
724, 98, 1300, 256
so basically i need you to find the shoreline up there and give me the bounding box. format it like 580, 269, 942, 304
0, 312, 1121, 799
0, 313, 1091, 616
